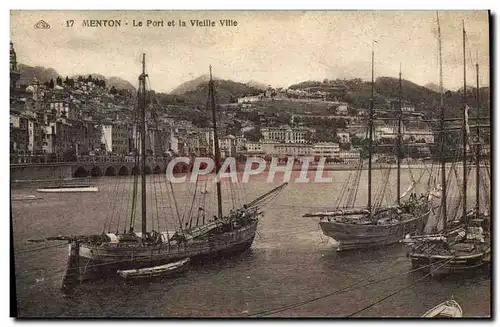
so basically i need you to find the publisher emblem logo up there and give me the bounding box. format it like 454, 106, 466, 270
34, 20, 50, 29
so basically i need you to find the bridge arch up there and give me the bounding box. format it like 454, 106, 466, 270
118, 166, 129, 176
74, 166, 89, 178
144, 165, 152, 175
105, 166, 117, 176
131, 166, 140, 175
153, 165, 161, 174
90, 166, 103, 177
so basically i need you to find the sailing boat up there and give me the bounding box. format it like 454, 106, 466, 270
405, 17, 490, 274
303, 43, 432, 251
33, 55, 287, 288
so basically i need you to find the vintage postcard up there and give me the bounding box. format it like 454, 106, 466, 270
10, 10, 491, 318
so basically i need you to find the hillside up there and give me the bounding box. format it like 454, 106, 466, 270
288, 77, 490, 118
170, 75, 268, 96
164, 78, 261, 105
424, 82, 450, 93
70, 73, 136, 90
17, 64, 135, 90
246, 80, 268, 90
170, 75, 212, 95
18, 64, 60, 84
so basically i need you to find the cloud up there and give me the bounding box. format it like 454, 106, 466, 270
10, 10, 490, 92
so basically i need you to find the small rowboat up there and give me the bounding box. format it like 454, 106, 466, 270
37, 185, 99, 193
117, 258, 190, 280
11, 195, 42, 201
422, 300, 463, 317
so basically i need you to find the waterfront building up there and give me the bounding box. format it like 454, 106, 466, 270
219, 135, 237, 158
312, 142, 340, 159
337, 130, 350, 144
237, 95, 262, 104
101, 123, 129, 155
49, 100, 76, 121
273, 143, 312, 158
339, 148, 362, 163
261, 126, 313, 144
404, 128, 435, 144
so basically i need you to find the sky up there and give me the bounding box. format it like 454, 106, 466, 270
10, 10, 490, 93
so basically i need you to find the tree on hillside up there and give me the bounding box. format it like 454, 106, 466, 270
339, 142, 351, 151
56, 76, 62, 86
348, 106, 358, 116
304, 131, 314, 143
248, 110, 261, 126
49, 79, 54, 89
244, 127, 263, 142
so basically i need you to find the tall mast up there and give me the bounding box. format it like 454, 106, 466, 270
368, 41, 375, 216
462, 21, 468, 224
475, 53, 480, 220
209, 66, 223, 219
397, 63, 402, 206
437, 12, 447, 229
140, 53, 147, 236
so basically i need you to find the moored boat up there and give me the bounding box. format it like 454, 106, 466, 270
11, 194, 42, 201
304, 44, 433, 251
37, 185, 99, 193
405, 16, 490, 274
35, 57, 287, 290
317, 204, 430, 251
117, 258, 190, 280
422, 300, 463, 317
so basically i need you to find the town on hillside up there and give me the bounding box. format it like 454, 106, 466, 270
10, 41, 488, 171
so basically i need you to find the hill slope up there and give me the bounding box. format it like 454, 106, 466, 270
165, 77, 261, 105
17, 64, 135, 90
170, 75, 268, 96
18, 64, 60, 84
70, 73, 135, 90
170, 75, 212, 95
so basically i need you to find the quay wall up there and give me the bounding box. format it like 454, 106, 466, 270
10, 165, 74, 182
9, 161, 456, 183
10, 159, 177, 182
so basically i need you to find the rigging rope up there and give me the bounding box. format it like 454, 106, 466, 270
345, 256, 457, 317
252, 256, 451, 317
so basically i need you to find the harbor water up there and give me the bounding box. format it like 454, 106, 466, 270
11, 168, 491, 317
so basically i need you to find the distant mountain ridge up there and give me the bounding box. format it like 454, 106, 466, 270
170, 75, 269, 95
170, 75, 212, 95
18, 64, 60, 85
180, 79, 262, 104
246, 80, 268, 90
69, 73, 136, 91
17, 63, 135, 90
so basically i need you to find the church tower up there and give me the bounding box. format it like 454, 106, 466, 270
10, 42, 21, 89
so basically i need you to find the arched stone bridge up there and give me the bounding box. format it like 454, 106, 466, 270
10, 156, 193, 181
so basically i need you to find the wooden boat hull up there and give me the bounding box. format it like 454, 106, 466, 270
74, 221, 257, 281
409, 248, 490, 275
37, 186, 99, 193
422, 300, 463, 317
319, 212, 429, 251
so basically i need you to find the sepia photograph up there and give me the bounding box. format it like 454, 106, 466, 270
9, 9, 491, 318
